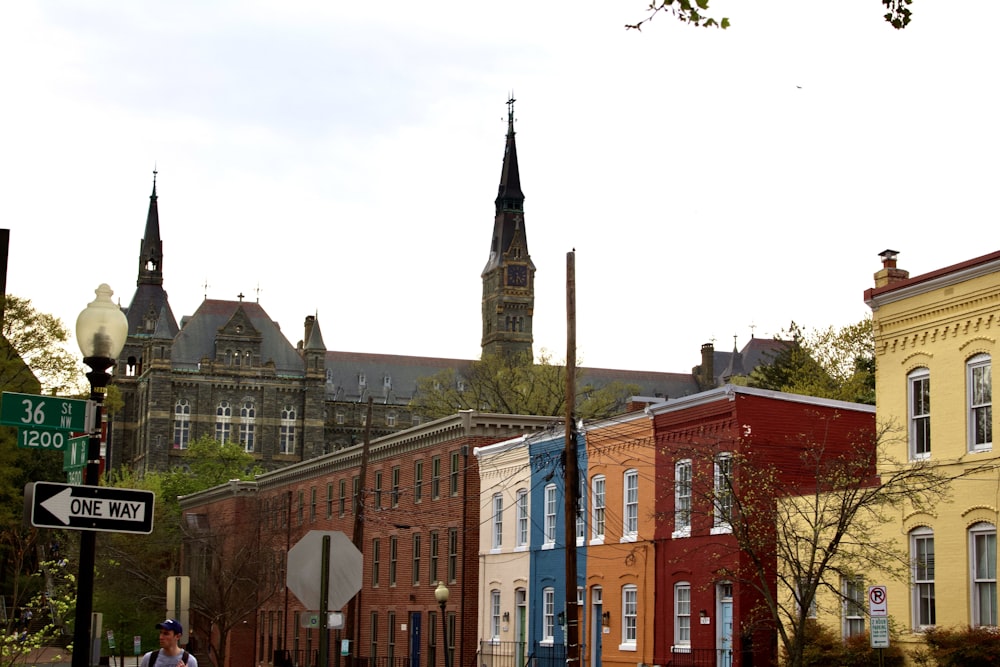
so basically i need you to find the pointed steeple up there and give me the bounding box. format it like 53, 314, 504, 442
138, 169, 163, 286
495, 96, 524, 214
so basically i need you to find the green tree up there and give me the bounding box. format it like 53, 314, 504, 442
628, 0, 912, 31
749, 318, 875, 404
410, 351, 640, 421
1, 295, 82, 397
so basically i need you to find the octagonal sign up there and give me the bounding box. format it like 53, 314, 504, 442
287, 530, 363, 611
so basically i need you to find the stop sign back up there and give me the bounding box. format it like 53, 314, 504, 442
287, 530, 363, 610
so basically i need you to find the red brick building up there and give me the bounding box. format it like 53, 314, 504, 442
649, 386, 876, 667
179, 411, 553, 667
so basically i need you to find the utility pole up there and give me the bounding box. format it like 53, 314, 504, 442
344, 397, 373, 667
563, 250, 580, 666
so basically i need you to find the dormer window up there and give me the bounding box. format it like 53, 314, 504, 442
358, 374, 367, 387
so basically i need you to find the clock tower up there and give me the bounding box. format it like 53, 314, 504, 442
481, 97, 535, 359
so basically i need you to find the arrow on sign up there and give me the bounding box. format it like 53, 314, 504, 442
28, 482, 155, 534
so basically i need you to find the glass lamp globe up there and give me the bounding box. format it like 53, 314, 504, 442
76, 284, 129, 360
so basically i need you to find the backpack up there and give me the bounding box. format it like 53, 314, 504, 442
149, 650, 190, 666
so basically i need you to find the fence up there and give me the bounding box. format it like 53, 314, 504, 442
666, 647, 732, 667
477, 641, 584, 667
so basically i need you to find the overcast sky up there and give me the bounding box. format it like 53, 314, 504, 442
1, 1, 996, 374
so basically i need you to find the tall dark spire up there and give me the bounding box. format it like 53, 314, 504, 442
138, 169, 163, 286
494, 95, 524, 215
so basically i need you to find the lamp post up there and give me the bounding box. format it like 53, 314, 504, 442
434, 582, 452, 667
73, 284, 128, 667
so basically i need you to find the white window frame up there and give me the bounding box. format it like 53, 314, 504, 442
673, 460, 692, 538
620, 584, 638, 651
280, 405, 297, 454
968, 354, 992, 452
215, 400, 232, 444
911, 527, 936, 629
908, 368, 931, 460
575, 478, 586, 544
673, 582, 690, 649
173, 399, 191, 449
239, 400, 255, 452
796, 577, 817, 619
543, 484, 557, 547
712, 453, 732, 533
491, 493, 504, 551
970, 522, 997, 627
542, 587, 555, 643
490, 590, 502, 640
842, 576, 865, 638
591, 475, 606, 543
515, 489, 528, 548
623, 469, 638, 542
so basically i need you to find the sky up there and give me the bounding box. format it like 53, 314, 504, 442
1, 1, 997, 374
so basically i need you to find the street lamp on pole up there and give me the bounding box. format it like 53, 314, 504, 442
73, 284, 128, 667
434, 582, 452, 667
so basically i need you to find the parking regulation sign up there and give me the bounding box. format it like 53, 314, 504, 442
867, 585, 888, 616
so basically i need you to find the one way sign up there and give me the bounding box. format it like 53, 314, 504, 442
28, 482, 155, 534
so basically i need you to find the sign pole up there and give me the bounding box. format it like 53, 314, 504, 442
319, 535, 331, 667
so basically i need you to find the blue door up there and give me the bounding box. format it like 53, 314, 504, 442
410, 612, 422, 667
718, 584, 733, 667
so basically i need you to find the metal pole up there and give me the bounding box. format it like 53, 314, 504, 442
319, 535, 331, 667
71, 359, 113, 667
439, 600, 451, 667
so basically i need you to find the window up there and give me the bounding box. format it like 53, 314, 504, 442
297, 490, 304, 525
714, 453, 732, 531
797, 578, 817, 619
280, 405, 297, 455
842, 576, 865, 637
374, 471, 383, 510
352, 476, 359, 514
912, 528, 936, 628
969, 355, 993, 451
674, 583, 690, 647
339, 480, 347, 517
428, 612, 437, 667
624, 469, 639, 539
432, 456, 441, 499
490, 590, 502, 640
544, 484, 557, 545
576, 478, 586, 542
370, 612, 378, 661
909, 368, 931, 459
389, 536, 398, 587
414, 461, 424, 503
516, 489, 529, 547
622, 585, 638, 648
240, 401, 256, 452
492, 494, 504, 550
386, 412, 396, 427
450, 451, 460, 495
430, 531, 439, 584
447, 528, 458, 583
391, 467, 400, 507
447, 613, 456, 667
336, 410, 345, 425
387, 612, 396, 664
542, 588, 555, 642
971, 523, 997, 627
326, 483, 333, 518
309, 487, 316, 521
173, 400, 191, 449
412, 534, 422, 586
215, 400, 232, 443
372, 538, 381, 587
591, 475, 606, 541
674, 461, 691, 536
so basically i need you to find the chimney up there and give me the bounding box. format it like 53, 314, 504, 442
874, 249, 909, 288
303, 315, 315, 351
699, 342, 715, 389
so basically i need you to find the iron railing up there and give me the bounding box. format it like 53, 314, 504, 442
477, 641, 586, 667
666, 647, 732, 667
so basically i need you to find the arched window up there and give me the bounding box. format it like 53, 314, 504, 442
280, 405, 297, 454
173, 399, 191, 449
215, 401, 232, 444
672, 582, 689, 649
908, 367, 931, 459
239, 401, 256, 452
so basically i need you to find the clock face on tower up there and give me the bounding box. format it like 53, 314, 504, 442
506, 265, 528, 287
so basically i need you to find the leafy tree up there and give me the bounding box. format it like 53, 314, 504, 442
664, 416, 962, 667
749, 318, 875, 404
627, 0, 912, 31
410, 351, 640, 421
1, 295, 82, 397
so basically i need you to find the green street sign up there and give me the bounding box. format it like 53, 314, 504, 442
66, 468, 83, 485
16, 427, 72, 451
0, 392, 88, 431
63, 436, 88, 471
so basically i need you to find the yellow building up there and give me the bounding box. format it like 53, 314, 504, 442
864, 249, 999, 649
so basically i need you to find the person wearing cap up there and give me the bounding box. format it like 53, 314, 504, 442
139, 619, 198, 667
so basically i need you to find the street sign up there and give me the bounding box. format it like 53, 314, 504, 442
870, 616, 890, 648
15, 427, 72, 451
1, 392, 89, 431
867, 585, 888, 616
64, 436, 89, 471
66, 469, 83, 485
29, 482, 155, 534
286, 530, 363, 611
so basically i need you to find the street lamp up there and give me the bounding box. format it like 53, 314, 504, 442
434, 582, 452, 667
73, 284, 128, 667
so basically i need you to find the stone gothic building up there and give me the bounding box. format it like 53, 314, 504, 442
111, 101, 772, 474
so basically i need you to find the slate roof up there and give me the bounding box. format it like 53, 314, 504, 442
323, 350, 471, 403
172, 299, 304, 375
